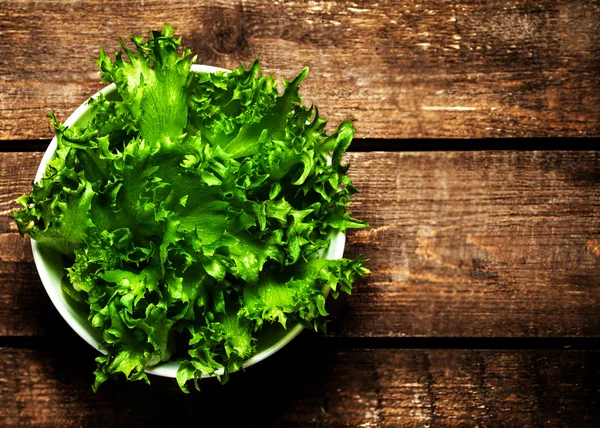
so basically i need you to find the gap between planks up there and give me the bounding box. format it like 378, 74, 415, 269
1, 138, 600, 153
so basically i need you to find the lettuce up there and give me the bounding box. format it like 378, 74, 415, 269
14, 24, 368, 392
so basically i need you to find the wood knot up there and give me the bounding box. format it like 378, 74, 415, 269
213, 10, 248, 55
586, 239, 600, 257
471, 258, 500, 281
188, 6, 248, 62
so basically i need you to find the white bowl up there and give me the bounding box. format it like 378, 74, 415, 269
31, 64, 346, 379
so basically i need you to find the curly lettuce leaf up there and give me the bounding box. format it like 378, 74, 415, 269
98, 24, 196, 144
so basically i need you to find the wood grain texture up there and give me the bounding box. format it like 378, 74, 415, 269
338, 150, 600, 338
1, 0, 599, 140
0, 341, 598, 427
1, 151, 599, 338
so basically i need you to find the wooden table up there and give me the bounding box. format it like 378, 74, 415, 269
1, 1, 599, 426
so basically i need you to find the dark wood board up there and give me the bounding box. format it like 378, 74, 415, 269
1, 0, 599, 141
1, 151, 599, 338
0, 339, 598, 427
340, 150, 600, 338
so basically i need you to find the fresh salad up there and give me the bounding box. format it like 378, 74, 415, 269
14, 24, 368, 392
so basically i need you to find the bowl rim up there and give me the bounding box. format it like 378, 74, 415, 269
31, 64, 346, 379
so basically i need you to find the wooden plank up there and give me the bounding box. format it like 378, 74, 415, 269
1, 0, 599, 140
0, 342, 597, 426
337, 150, 600, 338
1, 151, 599, 338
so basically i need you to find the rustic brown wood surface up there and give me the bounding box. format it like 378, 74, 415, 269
1, 0, 600, 140
1, 1, 600, 426
1, 151, 599, 339
0, 340, 598, 427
